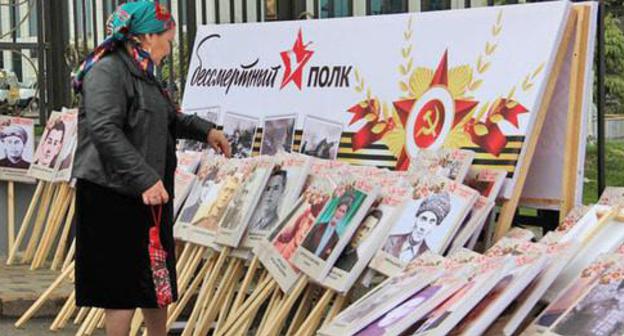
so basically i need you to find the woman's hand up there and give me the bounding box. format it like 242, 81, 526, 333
142, 180, 170, 205
208, 129, 232, 158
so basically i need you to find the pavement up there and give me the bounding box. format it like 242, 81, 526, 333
0, 317, 105, 336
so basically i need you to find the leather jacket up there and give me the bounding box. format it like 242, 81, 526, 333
73, 49, 214, 196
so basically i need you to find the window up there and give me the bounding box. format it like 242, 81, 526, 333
320, 0, 352, 18
368, 0, 407, 15
28, 4, 37, 37
422, 0, 451, 11
494, 0, 519, 4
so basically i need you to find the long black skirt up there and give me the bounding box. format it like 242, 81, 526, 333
75, 179, 178, 309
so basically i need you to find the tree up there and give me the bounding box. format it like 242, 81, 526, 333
604, 14, 624, 114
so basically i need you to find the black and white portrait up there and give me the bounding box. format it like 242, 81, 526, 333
249, 168, 288, 232
179, 107, 220, 152
260, 116, 296, 155
299, 116, 342, 160
382, 193, 451, 263
0, 117, 34, 171
223, 113, 258, 159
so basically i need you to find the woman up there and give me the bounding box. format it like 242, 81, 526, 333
72, 2, 230, 336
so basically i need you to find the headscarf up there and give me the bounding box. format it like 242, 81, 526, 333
72, 0, 175, 93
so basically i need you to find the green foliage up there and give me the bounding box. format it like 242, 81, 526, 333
604, 14, 624, 114
584, 140, 624, 204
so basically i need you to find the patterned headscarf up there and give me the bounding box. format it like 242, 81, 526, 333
72, 0, 175, 93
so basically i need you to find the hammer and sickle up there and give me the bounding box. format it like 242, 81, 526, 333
415, 105, 441, 138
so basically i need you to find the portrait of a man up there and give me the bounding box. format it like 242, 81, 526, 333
553, 280, 624, 336
383, 193, 451, 263
35, 119, 65, 169
250, 169, 288, 231
334, 208, 383, 272
301, 191, 358, 261
0, 125, 30, 169
261, 117, 295, 155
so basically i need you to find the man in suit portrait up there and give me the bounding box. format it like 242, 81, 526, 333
383, 193, 451, 263
302, 192, 356, 260
35, 118, 65, 169
250, 169, 287, 231
0, 125, 30, 169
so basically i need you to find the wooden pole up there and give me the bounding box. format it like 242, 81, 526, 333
260, 276, 308, 336
220, 280, 278, 336
286, 286, 315, 336
230, 255, 260, 313
494, 10, 578, 241
61, 239, 76, 272
194, 258, 244, 336
128, 310, 144, 336
74, 307, 89, 325
215, 276, 274, 336
22, 182, 57, 263
166, 257, 214, 330
50, 290, 76, 331
214, 262, 244, 334
295, 289, 335, 336
181, 247, 230, 336
7, 181, 43, 264
32, 185, 73, 269
7, 181, 15, 253
14, 262, 74, 328
323, 292, 349, 327
257, 287, 282, 334
51, 195, 76, 271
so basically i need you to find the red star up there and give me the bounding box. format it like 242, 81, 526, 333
280, 29, 314, 90
392, 50, 479, 169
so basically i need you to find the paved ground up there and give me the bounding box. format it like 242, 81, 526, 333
0, 317, 105, 336
0, 258, 72, 318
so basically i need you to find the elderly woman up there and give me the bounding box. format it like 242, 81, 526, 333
71, 2, 230, 336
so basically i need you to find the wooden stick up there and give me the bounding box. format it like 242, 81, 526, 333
231, 255, 260, 314
76, 308, 98, 336
87, 309, 105, 334
215, 276, 274, 336
295, 289, 335, 336
323, 292, 349, 327
50, 290, 76, 331
166, 257, 214, 330
32, 185, 73, 269
494, 10, 578, 241
177, 246, 205, 295
214, 262, 243, 334
51, 194, 76, 271
260, 276, 309, 336
286, 285, 315, 336
96, 310, 106, 329
14, 261, 74, 328
181, 247, 230, 336
220, 279, 278, 336
194, 258, 244, 336
74, 307, 89, 325
7, 181, 43, 265
7, 181, 15, 253
257, 286, 282, 334
23, 182, 59, 264
128, 309, 144, 336
62, 239, 76, 272
176, 242, 195, 274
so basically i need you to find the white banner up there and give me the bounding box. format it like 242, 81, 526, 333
182, 2, 572, 199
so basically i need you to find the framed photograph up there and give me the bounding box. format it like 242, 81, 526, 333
409, 149, 474, 182
53, 109, 78, 182
464, 168, 507, 202
0, 116, 35, 183
185, 160, 244, 247
29, 111, 67, 181
260, 115, 296, 155
370, 174, 478, 276
412, 254, 512, 336
357, 273, 467, 336
299, 116, 342, 160
528, 255, 621, 333
449, 238, 549, 336
446, 197, 495, 254
320, 252, 445, 336
291, 178, 379, 283
241, 154, 312, 250
179, 106, 220, 153
216, 157, 275, 248
222, 112, 258, 159
173, 169, 197, 218
254, 160, 340, 293
323, 175, 411, 294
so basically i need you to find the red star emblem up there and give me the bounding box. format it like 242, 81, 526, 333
280, 29, 314, 90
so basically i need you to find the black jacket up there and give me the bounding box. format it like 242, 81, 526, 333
73, 49, 214, 196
